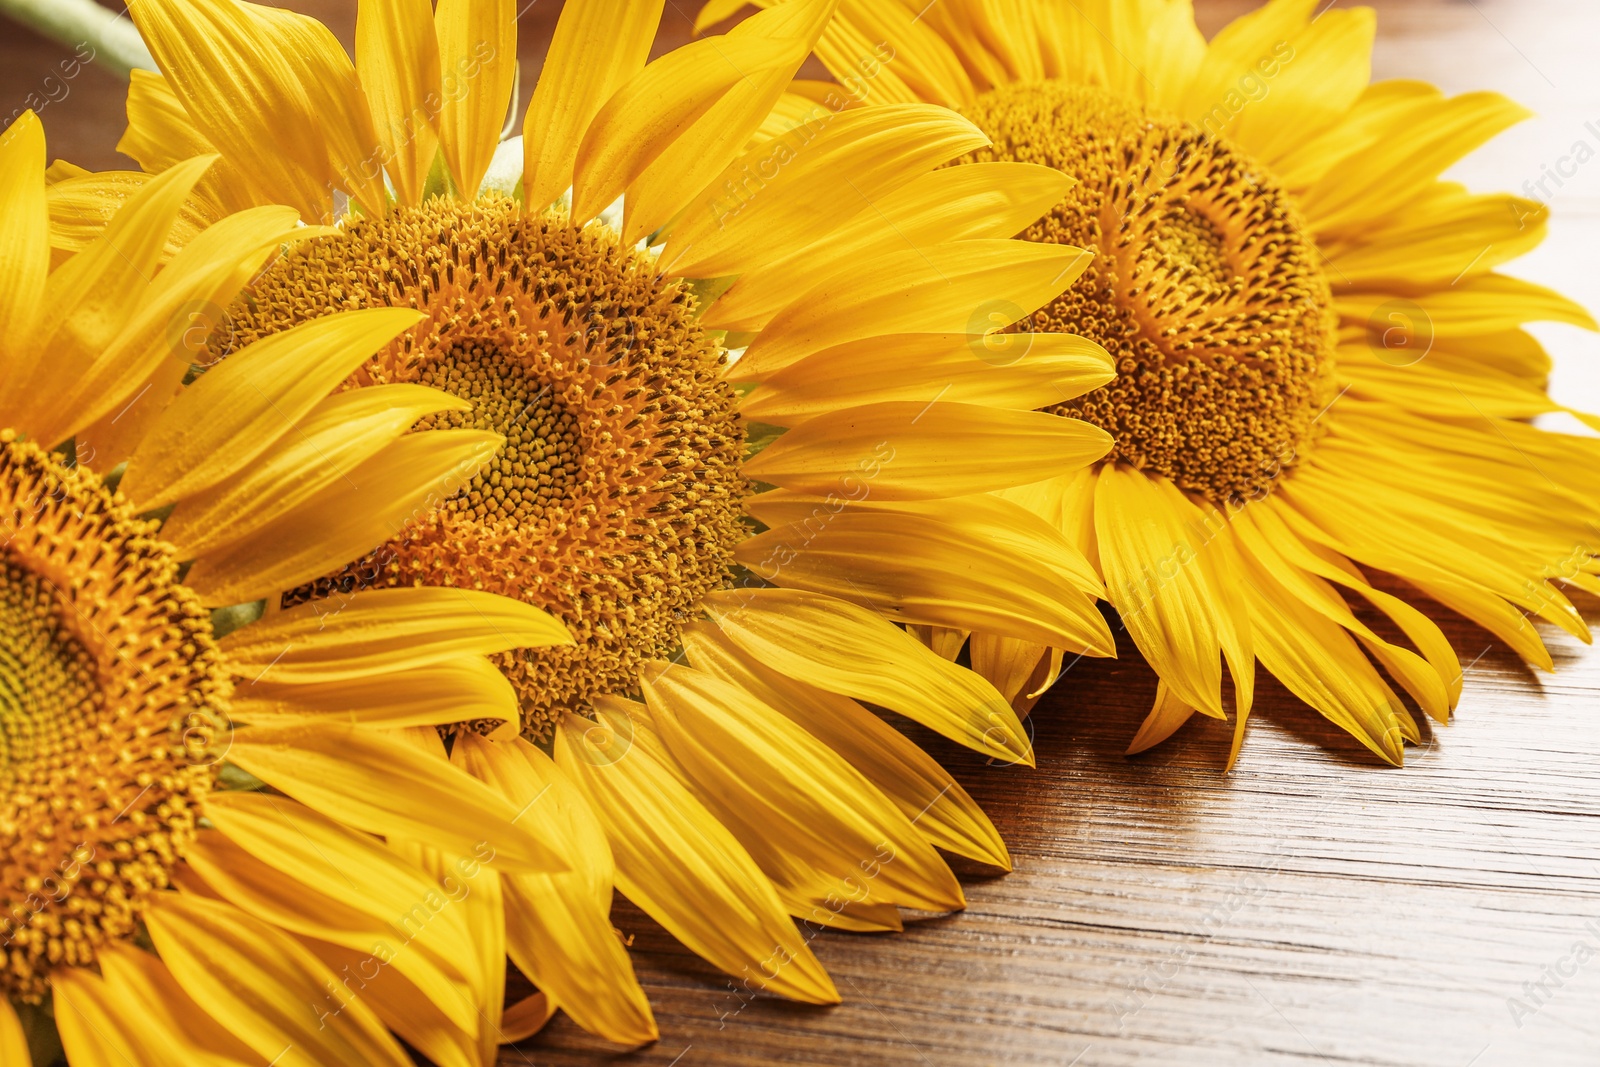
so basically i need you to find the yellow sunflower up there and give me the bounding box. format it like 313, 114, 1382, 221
91, 0, 1130, 1040
0, 112, 580, 1066
725, 0, 1600, 766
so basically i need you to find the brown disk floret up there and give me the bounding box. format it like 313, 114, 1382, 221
0, 433, 224, 1000
965, 82, 1338, 504
226, 197, 748, 740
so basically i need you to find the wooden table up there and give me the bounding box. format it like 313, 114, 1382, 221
5, 2, 1598, 1063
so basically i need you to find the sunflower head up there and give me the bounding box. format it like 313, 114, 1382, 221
0, 433, 225, 1001
967, 81, 1337, 504
235, 197, 748, 738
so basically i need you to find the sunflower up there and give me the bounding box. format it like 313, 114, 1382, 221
0, 112, 581, 1066
88, 0, 1130, 1040
721, 0, 1600, 766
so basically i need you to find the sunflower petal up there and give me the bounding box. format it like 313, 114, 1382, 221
76, 204, 325, 470
145, 893, 415, 1066
21, 155, 214, 449
1093, 465, 1241, 720
120, 307, 425, 509
731, 240, 1092, 377
642, 661, 964, 912
225, 722, 570, 873
0, 111, 48, 363
433, 0, 517, 198
744, 400, 1111, 499
701, 588, 1033, 765
356, 0, 441, 206
555, 710, 840, 1004
179, 831, 479, 1039
232, 655, 518, 730
1127, 680, 1203, 755
570, 33, 797, 223
707, 161, 1076, 329
454, 735, 659, 1046
183, 429, 503, 605
133, 0, 386, 218
664, 104, 990, 281
0, 998, 26, 1067
165, 384, 468, 558
742, 332, 1112, 422
220, 587, 570, 683
623, 0, 834, 245
736, 496, 1112, 654
681, 622, 1009, 868
522, 0, 666, 212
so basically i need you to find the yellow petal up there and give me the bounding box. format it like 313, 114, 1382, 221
701, 588, 1034, 765
743, 400, 1112, 499
224, 721, 570, 873
45, 170, 213, 259
1298, 89, 1530, 234
1324, 185, 1548, 293
0, 111, 48, 362
144, 893, 415, 1066
1235, 546, 1410, 767
1219, 9, 1375, 167
433, 0, 517, 198
556, 708, 839, 1004
20, 155, 214, 449
0, 998, 27, 1067
663, 104, 989, 281
707, 161, 1074, 330
736, 495, 1112, 654
1126, 680, 1201, 756
521, 0, 665, 213
221, 586, 570, 682
1335, 274, 1596, 337
132, 0, 387, 219
203, 793, 475, 963
501, 994, 556, 1043
356, 0, 441, 207
1093, 465, 1247, 720
95, 945, 261, 1065
300, 939, 479, 1067
570, 32, 797, 223
454, 735, 659, 1046
179, 830, 479, 1040
76, 207, 331, 472
741, 332, 1113, 423
622, 0, 834, 245
118, 70, 256, 215
732, 240, 1092, 377
642, 661, 964, 912
164, 384, 468, 557
184, 428, 504, 605
51, 967, 160, 1067
121, 306, 424, 509
232, 655, 518, 730
682, 620, 1008, 868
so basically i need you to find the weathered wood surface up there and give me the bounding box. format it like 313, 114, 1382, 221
4, 2, 1598, 1064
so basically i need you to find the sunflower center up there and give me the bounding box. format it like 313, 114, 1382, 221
0, 433, 224, 1001
227, 197, 748, 740
965, 82, 1337, 503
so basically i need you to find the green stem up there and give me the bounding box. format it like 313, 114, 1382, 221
0, 0, 153, 80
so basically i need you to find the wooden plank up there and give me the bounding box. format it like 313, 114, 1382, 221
3, 2, 1597, 1064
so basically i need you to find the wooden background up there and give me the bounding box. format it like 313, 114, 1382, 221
5, 1, 1600, 1063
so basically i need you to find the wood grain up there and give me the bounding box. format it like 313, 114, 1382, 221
4, 2, 1598, 1065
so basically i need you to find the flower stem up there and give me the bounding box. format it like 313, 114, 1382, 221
0, 0, 153, 80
